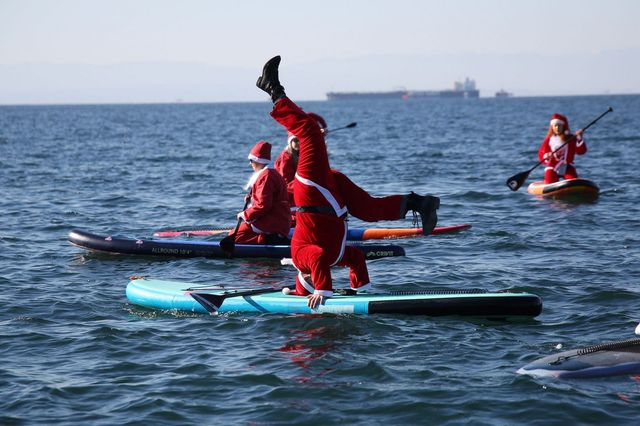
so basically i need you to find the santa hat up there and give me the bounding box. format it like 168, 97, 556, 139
549, 113, 569, 129
248, 140, 271, 164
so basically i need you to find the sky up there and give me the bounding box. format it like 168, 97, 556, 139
1, 0, 639, 104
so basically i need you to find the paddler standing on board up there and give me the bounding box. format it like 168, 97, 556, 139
257, 55, 440, 308
538, 113, 587, 184
231, 140, 291, 245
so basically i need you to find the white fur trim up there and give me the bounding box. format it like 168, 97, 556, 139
330, 221, 347, 266
248, 153, 270, 165
287, 134, 299, 144
244, 166, 268, 191
549, 135, 565, 152
298, 271, 315, 294
294, 173, 349, 217
550, 118, 566, 127
314, 289, 333, 298
250, 223, 264, 234
352, 283, 372, 293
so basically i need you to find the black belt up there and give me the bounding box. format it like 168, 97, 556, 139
297, 206, 348, 219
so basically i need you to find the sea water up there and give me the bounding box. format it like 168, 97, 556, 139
1, 95, 639, 425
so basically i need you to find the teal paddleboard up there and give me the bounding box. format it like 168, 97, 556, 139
126, 278, 542, 317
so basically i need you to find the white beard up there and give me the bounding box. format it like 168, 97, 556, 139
244, 166, 268, 191
549, 135, 565, 152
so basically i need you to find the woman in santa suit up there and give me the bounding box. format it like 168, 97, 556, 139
538, 113, 587, 184
233, 140, 291, 245
274, 132, 299, 208
257, 55, 440, 309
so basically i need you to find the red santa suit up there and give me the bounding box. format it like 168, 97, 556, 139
271, 99, 404, 297
538, 113, 587, 184
274, 137, 297, 206
275, 112, 326, 206
234, 141, 291, 244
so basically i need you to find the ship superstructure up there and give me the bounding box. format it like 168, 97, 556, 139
327, 78, 479, 100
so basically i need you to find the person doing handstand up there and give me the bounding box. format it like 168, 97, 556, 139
257, 56, 440, 308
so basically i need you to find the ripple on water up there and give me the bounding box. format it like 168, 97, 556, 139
2, 97, 640, 424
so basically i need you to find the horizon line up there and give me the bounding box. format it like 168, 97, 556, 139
0, 92, 638, 108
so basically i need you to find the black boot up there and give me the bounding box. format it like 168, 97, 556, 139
404, 192, 440, 235
256, 55, 286, 103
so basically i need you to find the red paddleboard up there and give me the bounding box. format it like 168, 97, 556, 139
153, 224, 471, 240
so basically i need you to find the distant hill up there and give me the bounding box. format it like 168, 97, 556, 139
1, 48, 638, 104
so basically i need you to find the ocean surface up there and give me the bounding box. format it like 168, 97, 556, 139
1, 94, 639, 425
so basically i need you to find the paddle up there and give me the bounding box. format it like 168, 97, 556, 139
153, 228, 232, 238
506, 106, 613, 191
325, 122, 357, 135
191, 286, 293, 313
219, 195, 251, 257
264, 122, 356, 142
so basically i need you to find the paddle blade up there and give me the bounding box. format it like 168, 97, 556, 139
346, 122, 357, 128
191, 292, 225, 313
506, 170, 530, 191
192, 287, 285, 314
219, 234, 236, 257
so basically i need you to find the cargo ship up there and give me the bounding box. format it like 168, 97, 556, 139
495, 89, 513, 98
327, 78, 479, 100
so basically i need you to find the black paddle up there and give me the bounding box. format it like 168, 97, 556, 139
265, 122, 356, 142
506, 107, 613, 191
325, 122, 357, 135
219, 195, 251, 257
191, 286, 293, 313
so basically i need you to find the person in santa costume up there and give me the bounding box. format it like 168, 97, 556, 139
274, 131, 299, 208
274, 112, 332, 230
232, 140, 291, 245
274, 112, 327, 207
256, 55, 440, 309
538, 113, 587, 184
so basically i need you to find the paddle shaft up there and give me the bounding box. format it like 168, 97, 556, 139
229, 207, 246, 238
325, 122, 357, 135
229, 197, 250, 238
219, 192, 251, 255
153, 229, 231, 237
266, 122, 356, 142
192, 286, 293, 313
